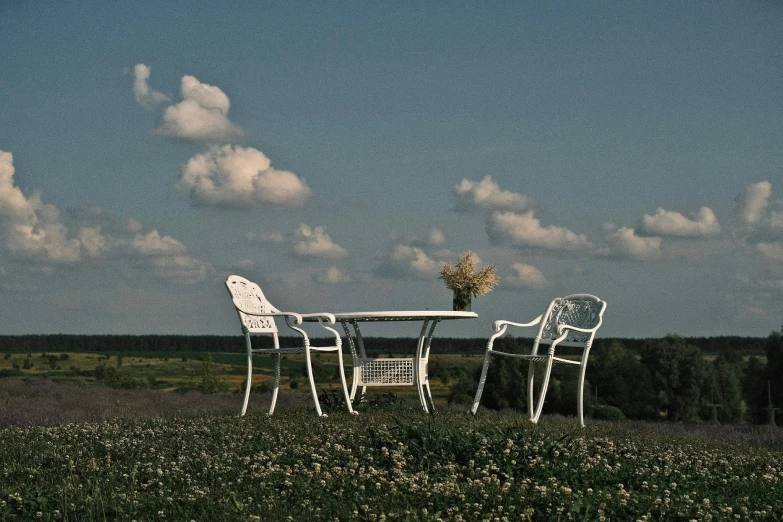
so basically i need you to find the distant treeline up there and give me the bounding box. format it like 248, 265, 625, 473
0, 334, 768, 356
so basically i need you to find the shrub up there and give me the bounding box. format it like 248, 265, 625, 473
593, 405, 626, 421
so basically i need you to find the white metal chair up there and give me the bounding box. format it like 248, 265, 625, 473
471, 294, 606, 426
225, 275, 355, 417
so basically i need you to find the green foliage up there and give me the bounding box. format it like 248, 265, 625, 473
765, 330, 783, 411
640, 335, 707, 422
588, 341, 655, 419
197, 353, 221, 394
702, 354, 746, 424
592, 405, 626, 421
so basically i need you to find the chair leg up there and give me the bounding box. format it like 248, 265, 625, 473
471, 351, 493, 414
577, 361, 588, 427
241, 346, 252, 417
304, 350, 325, 417
531, 359, 554, 424
526, 363, 536, 422
269, 352, 280, 416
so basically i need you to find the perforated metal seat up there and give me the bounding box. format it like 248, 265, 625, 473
471, 294, 606, 426
225, 275, 355, 417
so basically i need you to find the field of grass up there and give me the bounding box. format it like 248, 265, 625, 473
1, 405, 782, 521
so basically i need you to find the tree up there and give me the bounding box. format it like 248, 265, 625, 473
765, 330, 783, 411
702, 354, 745, 424
588, 341, 655, 419
640, 335, 706, 422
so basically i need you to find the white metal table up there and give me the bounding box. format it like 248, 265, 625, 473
305, 311, 477, 412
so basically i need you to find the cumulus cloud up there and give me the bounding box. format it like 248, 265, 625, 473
0, 150, 208, 283
602, 225, 662, 261
313, 266, 352, 284
152, 74, 245, 143
131, 230, 188, 257
506, 262, 548, 289
177, 145, 311, 207
292, 224, 347, 259
757, 242, 783, 261
247, 232, 284, 243
141, 255, 208, 284
132, 64, 169, 109
486, 210, 592, 251
453, 176, 534, 212
734, 181, 783, 264
428, 228, 445, 246
227, 259, 255, 272
372, 235, 449, 280
737, 181, 771, 225
641, 207, 720, 237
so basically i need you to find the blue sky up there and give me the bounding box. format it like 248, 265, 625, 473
0, 1, 781, 337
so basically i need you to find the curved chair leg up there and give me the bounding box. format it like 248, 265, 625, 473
471, 351, 493, 414
526, 363, 536, 422
577, 360, 588, 427
269, 352, 281, 416
531, 359, 554, 424
240, 338, 253, 417
425, 381, 435, 412
303, 349, 325, 417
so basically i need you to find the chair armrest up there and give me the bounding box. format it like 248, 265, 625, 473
299, 312, 337, 324
301, 313, 341, 345
493, 314, 543, 332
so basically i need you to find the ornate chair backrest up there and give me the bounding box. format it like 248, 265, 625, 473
225, 275, 280, 334
537, 294, 605, 347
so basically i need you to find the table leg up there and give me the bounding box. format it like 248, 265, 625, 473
340, 320, 360, 402
415, 320, 431, 412
422, 319, 440, 412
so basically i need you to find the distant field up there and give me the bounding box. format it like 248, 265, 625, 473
0, 350, 484, 407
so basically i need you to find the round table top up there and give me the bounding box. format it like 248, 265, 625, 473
303, 310, 478, 322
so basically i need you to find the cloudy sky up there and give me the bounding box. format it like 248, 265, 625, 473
1, 1, 781, 338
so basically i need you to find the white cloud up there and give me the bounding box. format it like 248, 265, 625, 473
373, 243, 444, 279
292, 224, 347, 259
428, 228, 445, 246
0, 150, 208, 283
506, 262, 548, 289
641, 206, 720, 237
132, 64, 168, 110
733, 181, 783, 264
453, 176, 534, 212
143, 255, 208, 284
487, 210, 592, 250
392, 244, 441, 275
227, 259, 255, 272
177, 145, 311, 207
247, 232, 284, 243
131, 230, 188, 257
602, 225, 662, 261
153, 75, 245, 143
313, 266, 352, 284
737, 181, 771, 225
757, 242, 783, 261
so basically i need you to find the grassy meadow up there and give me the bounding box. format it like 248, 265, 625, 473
1, 350, 783, 520
1, 409, 782, 521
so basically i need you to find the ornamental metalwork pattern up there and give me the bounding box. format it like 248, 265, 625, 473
540, 297, 601, 343
227, 279, 278, 333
